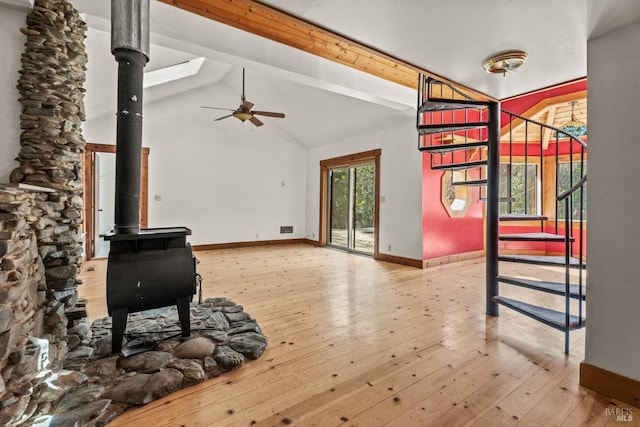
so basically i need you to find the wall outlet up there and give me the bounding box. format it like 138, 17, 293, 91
154, 194, 161, 201
388, 244, 392, 252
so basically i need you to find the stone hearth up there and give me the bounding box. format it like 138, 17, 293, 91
26, 298, 267, 426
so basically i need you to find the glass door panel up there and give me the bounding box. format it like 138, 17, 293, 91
329, 168, 350, 249
353, 164, 375, 254
328, 163, 375, 255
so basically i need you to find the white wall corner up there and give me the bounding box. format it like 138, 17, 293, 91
0, 0, 34, 10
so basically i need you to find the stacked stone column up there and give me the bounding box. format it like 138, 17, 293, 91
10, 0, 87, 345
0, 0, 88, 422
0, 186, 47, 423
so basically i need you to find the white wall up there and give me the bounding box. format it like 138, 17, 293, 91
585, 20, 640, 381
0, 5, 27, 182
84, 83, 307, 246
305, 119, 423, 260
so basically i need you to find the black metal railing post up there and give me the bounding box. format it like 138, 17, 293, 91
564, 199, 571, 354
486, 101, 500, 316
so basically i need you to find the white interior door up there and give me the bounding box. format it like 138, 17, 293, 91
95, 152, 116, 258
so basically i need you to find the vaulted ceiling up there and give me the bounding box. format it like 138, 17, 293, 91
71, 0, 640, 148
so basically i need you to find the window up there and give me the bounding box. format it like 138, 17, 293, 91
557, 161, 587, 221
441, 171, 471, 218
499, 163, 539, 215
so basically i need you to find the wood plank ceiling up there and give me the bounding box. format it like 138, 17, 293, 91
501, 91, 587, 145
158, 0, 496, 102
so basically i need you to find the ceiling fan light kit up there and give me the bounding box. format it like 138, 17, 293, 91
483, 50, 528, 76
201, 68, 285, 127
233, 111, 253, 122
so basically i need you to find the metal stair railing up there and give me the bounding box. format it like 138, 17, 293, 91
501, 110, 587, 354
500, 110, 587, 233
557, 173, 587, 352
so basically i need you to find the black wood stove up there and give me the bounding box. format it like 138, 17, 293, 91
104, 228, 197, 354
106, 0, 197, 354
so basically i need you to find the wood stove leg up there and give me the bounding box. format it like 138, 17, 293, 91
177, 297, 191, 339
111, 308, 128, 354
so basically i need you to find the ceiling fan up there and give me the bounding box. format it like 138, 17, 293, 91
201, 68, 285, 127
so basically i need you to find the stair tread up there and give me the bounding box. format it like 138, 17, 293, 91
453, 179, 487, 187
497, 276, 586, 300
494, 296, 584, 331
417, 122, 488, 135
418, 98, 490, 112
499, 232, 573, 242
499, 254, 585, 268
431, 160, 487, 171
420, 141, 488, 154
499, 214, 549, 221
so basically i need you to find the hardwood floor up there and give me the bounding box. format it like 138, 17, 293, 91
78, 245, 636, 426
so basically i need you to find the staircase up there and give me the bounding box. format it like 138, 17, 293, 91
417, 77, 587, 353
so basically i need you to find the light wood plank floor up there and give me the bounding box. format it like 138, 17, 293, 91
77, 244, 637, 426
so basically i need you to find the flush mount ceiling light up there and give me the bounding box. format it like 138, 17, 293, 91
482, 51, 528, 76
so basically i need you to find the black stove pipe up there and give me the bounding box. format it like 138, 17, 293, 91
111, 0, 149, 235
113, 50, 146, 234
107, 0, 196, 355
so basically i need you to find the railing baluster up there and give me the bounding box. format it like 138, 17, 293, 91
416, 73, 422, 146
509, 117, 513, 214
539, 124, 544, 231
565, 198, 571, 354
555, 133, 559, 234
525, 120, 529, 215
570, 132, 574, 230
579, 146, 585, 324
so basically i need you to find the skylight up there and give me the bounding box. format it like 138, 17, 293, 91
144, 57, 205, 88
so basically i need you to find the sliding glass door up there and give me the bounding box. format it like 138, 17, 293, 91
328, 164, 375, 255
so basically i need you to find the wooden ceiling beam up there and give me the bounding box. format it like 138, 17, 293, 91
158, 0, 495, 102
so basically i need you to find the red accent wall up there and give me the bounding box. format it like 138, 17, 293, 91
501, 79, 587, 115
422, 153, 484, 259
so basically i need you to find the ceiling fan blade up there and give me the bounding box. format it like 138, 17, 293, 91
242, 100, 254, 111
249, 115, 264, 127
201, 106, 235, 111
252, 111, 285, 118
214, 114, 233, 121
